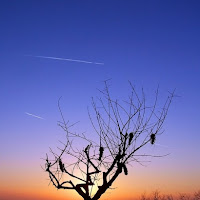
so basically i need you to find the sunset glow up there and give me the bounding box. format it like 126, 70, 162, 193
1, 1, 200, 200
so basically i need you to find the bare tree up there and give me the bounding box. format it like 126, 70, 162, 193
152, 190, 162, 200
179, 193, 191, 200
45, 81, 174, 200
140, 192, 150, 200
193, 191, 200, 200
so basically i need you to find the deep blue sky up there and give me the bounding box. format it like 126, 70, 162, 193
0, 0, 200, 197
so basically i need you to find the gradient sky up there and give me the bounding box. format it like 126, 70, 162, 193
0, 1, 200, 200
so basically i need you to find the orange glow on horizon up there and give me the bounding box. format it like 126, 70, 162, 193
1, 161, 200, 200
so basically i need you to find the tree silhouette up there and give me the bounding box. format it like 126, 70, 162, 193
45, 81, 174, 200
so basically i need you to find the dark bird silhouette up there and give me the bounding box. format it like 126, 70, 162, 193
128, 132, 133, 145
122, 163, 128, 175
150, 134, 156, 145
59, 158, 65, 172
98, 146, 104, 161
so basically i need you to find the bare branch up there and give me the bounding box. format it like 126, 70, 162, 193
44, 81, 174, 200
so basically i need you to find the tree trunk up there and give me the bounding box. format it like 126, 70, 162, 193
92, 167, 122, 200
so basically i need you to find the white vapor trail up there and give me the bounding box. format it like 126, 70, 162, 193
25, 55, 104, 65
155, 143, 169, 148
25, 112, 45, 120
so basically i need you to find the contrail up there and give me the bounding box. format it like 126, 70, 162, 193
25, 112, 45, 120
155, 143, 169, 148
25, 55, 104, 65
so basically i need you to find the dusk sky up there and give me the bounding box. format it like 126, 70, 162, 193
0, 1, 200, 200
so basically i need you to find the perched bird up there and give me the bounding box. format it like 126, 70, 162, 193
98, 146, 104, 161
150, 133, 156, 145
128, 132, 134, 145
59, 158, 65, 172
122, 163, 128, 175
